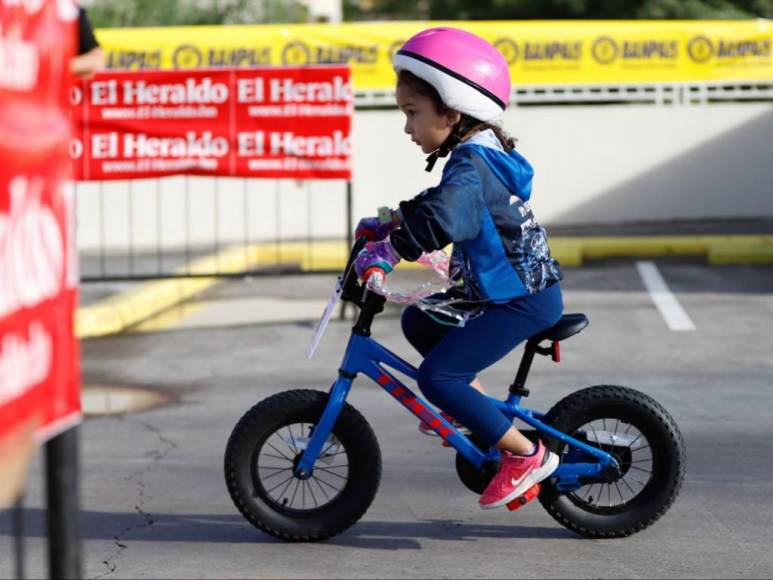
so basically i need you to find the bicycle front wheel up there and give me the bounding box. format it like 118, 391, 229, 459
224, 389, 381, 541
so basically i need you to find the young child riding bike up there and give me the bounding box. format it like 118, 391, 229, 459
353, 27, 565, 509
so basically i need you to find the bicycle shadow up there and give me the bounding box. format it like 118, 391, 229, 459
0, 508, 576, 550
328, 519, 577, 550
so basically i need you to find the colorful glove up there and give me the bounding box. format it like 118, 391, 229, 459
354, 239, 401, 282
354, 207, 397, 241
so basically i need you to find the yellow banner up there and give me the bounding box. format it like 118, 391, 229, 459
96, 20, 773, 89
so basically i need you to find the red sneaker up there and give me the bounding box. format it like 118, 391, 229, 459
479, 441, 559, 510
418, 411, 470, 437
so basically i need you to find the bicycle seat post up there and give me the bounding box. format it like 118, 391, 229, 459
509, 340, 538, 398
510, 314, 588, 398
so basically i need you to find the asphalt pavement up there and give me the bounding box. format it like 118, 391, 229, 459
2, 260, 773, 579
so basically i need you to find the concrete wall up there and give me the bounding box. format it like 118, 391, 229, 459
76, 102, 773, 253
352, 103, 773, 225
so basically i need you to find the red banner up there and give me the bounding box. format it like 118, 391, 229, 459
0, 0, 80, 476
70, 66, 353, 180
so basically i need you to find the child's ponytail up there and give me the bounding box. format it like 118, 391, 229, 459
482, 123, 517, 153
456, 115, 517, 153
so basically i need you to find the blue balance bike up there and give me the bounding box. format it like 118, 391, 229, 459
224, 239, 686, 541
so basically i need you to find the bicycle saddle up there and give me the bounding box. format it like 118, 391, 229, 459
530, 313, 589, 344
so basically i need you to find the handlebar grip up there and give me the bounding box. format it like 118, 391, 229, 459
363, 267, 386, 283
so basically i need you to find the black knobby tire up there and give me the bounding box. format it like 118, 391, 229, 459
224, 389, 381, 541
539, 385, 686, 538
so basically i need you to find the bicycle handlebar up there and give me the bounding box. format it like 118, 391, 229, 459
340, 237, 384, 314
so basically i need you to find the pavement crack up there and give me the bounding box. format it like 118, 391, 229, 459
127, 419, 179, 481
90, 534, 128, 580
90, 417, 177, 579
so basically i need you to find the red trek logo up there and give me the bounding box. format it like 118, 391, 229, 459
377, 373, 452, 439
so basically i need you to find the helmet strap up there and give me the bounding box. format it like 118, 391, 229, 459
424, 151, 441, 172
424, 117, 482, 172
424, 133, 460, 172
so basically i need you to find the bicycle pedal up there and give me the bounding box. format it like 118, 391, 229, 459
506, 483, 541, 512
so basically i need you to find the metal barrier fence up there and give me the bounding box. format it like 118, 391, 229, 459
77, 176, 352, 281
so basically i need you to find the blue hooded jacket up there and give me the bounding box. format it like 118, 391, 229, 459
390, 130, 562, 303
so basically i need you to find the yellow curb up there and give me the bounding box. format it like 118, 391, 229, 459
708, 244, 773, 265
283, 236, 773, 271
574, 235, 772, 261
123, 300, 210, 334
76, 244, 277, 338
76, 241, 353, 338
543, 240, 584, 267
77, 235, 772, 338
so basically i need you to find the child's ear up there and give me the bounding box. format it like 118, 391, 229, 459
446, 110, 461, 127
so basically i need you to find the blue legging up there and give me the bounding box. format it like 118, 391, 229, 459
401, 283, 563, 447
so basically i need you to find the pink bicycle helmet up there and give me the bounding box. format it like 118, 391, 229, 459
393, 27, 511, 123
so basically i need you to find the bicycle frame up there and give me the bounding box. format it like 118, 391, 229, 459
296, 330, 619, 493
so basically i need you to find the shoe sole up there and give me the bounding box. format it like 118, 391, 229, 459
479, 451, 559, 510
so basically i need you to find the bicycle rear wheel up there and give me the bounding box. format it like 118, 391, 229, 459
539, 385, 686, 538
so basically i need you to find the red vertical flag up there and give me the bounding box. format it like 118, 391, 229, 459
0, 0, 80, 506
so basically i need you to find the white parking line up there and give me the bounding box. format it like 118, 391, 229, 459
635, 261, 696, 331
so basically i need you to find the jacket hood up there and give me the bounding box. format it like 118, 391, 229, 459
459, 136, 534, 201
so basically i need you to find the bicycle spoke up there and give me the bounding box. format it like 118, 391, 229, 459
260, 468, 293, 481
305, 480, 318, 507
266, 473, 296, 496
320, 450, 347, 459
588, 423, 606, 452
260, 465, 291, 472
319, 439, 338, 457
314, 466, 348, 480
626, 477, 649, 487
592, 484, 602, 504
621, 477, 636, 495
582, 483, 596, 502
627, 432, 644, 448
312, 475, 330, 501
314, 472, 344, 492
631, 444, 651, 454
263, 453, 292, 462
266, 442, 293, 462
614, 481, 626, 504
286, 425, 299, 454
629, 465, 652, 473
289, 478, 301, 507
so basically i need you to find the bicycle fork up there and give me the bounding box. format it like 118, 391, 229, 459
294, 373, 353, 479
